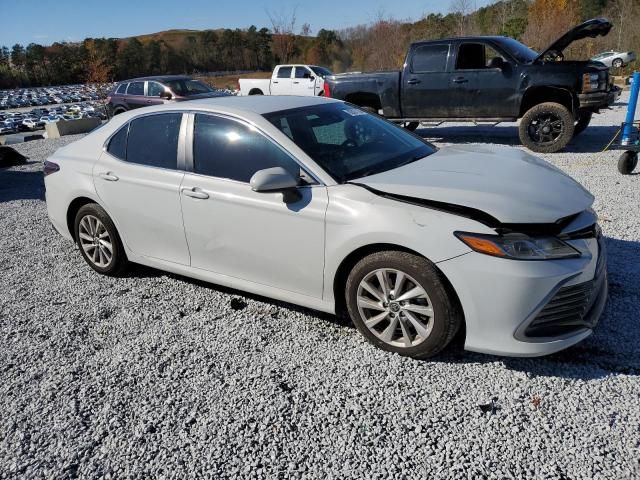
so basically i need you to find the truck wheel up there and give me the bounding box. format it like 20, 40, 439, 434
573, 111, 592, 137
519, 102, 574, 153
248, 89, 264, 96
402, 122, 419, 131
618, 151, 638, 174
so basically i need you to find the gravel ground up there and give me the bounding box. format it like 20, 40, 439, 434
1, 95, 639, 480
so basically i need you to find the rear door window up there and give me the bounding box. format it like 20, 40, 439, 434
126, 113, 182, 169
410, 44, 450, 73
126, 82, 144, 96
277, 67, 293, 79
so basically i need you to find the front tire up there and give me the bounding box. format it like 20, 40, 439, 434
518, 102, 575, 153
74, 203, 128, 276
345, 251, 462, 359
618, 151, 638, 174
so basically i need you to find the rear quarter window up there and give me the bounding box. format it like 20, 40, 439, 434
106, 125, 128, 160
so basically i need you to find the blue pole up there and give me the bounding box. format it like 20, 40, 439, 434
622, 71, 640, 145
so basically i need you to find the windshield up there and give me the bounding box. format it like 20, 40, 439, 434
165, 79, 214, 96
499, 37, 539, 63
264, 103, 435, 183
310, 66, 333, 78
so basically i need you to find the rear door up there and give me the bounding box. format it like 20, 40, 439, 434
271, 66, 294, 95
94, 112, 190, 265
124, 81, 147, 110
401, 43, 453, 118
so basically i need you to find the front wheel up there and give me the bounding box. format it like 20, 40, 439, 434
518, 102, 575, 153
74, 203, 128, 276
345, 251, 462, 359
618, 151, 638, 174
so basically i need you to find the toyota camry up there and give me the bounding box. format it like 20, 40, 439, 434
44, 96, 607, 358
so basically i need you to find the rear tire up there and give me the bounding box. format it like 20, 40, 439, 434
345, 251, 462, 359
573, 110, 593, 137
612, 58, 623, 68
618, 151, 638, 175
402, 122, 419, 131
74, 203, 128, 276
518, 102, 574, 153
112, 107, 126, 116
248, 89, 264, 96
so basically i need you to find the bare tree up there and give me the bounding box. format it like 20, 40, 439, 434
267, 6, 298, 63
450, 0, 476, 36
300, 23, 312, 37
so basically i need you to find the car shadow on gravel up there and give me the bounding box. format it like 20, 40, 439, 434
0, 165, 44, 202
418, 125, 621, 154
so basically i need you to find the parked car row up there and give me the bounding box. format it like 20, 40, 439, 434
0, 83, 113, 110
0, 102, 107, 134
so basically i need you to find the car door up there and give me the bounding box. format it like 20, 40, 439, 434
401, 43, 453, 118
452, 41, 519, 118
145, 81, 168, 107
270, 66, 294, 95
124, 81, 147, 109
94, 112, 191, 265
179, 113, 328, 298
292, 66, 316, 96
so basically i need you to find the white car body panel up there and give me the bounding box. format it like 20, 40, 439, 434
44, 96, 607, 357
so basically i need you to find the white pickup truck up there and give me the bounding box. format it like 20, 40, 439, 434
238, 65, 332, 96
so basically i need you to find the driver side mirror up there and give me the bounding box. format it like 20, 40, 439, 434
160, 90, 173, 100
250, 167, 299, 192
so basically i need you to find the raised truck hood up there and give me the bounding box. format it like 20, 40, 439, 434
534, 18, 612, 63
354, 145, 594, 225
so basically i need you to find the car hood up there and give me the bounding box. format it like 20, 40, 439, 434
354, 145, 594, 225
535, 18, 612, 63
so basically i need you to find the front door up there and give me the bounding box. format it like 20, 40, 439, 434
401, 43, 453, 118
179, 113, 328, 298
94, 112, 190, 265
292, 66, 316, 96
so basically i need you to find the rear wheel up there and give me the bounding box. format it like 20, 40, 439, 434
618, 151, 638, 174
573, 110, 593, 137
112, 106, 127, 116
74, 203, 128, 276
612, 58, 623, 68
401, 122, 419, 131
345, 251, 462, 359
518, 102, 574, 153
248, 89, 264, 96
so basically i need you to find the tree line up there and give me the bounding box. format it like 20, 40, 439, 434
0, 0, 634, 89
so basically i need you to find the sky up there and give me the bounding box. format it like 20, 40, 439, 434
0, 0, 492, 47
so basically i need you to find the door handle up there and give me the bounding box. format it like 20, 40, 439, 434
273, 81, 279, 84
293, 81, 300, 84
452, 77, 468, 84
181, 187, 209, 200
407, 78, 421, 85
99, 172, 119, 182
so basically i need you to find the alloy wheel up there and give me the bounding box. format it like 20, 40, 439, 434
356, 268, 435, 348
78, 215, 113, 268
527, 112, 565, 145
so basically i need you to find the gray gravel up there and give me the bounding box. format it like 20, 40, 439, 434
1, 95, 639, 480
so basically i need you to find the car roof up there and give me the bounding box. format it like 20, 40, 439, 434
118, 75, 192, 84
412, 35, 510, 45
140, 95, 343, 115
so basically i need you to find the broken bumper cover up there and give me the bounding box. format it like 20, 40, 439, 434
578, 87, 619, 109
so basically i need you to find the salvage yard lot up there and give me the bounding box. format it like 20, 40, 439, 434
1, 95, 639, 479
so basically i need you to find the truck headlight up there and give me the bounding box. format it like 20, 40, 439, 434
454, 232, 580, 260
582, 73, 600, 92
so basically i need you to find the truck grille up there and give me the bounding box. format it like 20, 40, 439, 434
525, 238, 606, 338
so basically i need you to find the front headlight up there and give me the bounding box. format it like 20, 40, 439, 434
454, 232, 581, 260
582, 72, 600, 92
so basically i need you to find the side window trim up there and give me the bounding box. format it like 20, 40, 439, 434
184, 112, 322, 186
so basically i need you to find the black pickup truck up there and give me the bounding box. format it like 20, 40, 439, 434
324, 18, 619, 153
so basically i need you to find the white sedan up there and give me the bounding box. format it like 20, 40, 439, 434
44, 96, 607, 358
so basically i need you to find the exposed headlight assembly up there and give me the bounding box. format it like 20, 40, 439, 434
455, 232, 581, 260
582, 72, 600, 92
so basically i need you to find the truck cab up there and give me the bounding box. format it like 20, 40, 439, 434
239, 65, 332, 97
